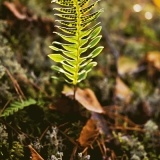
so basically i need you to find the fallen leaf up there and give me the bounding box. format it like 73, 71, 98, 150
62, 87, 105, 113
146, 51, 160, 71
153, 0, 160, 8
28, 145, 44, 160
3, 1, 56, 36
49, 95, 80, 114
118, 56, 138, 75
91, 112, 111, 137
115, 77, 132, 103
77, 119, 99, 147
49, 96, 71, 113
3, 1, 34, 21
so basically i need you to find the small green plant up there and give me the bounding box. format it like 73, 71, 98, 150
0, 123, 8, 156
48, 0, 103, 90
9, 141, 24, 160
0, 98, 36, 117
113, 132, 149, 160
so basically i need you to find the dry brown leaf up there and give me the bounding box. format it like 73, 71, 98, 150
62, 87, 104, 113
49, 95, 80, 114
91, 112, 111, 137
77, 119, 99, 147
49, 96, 72, 113
3, 1, 32, 20
146, 51, 160, 71
115, 77, 132, 103
118, 56, 138, 75
153, 0, 160, 8
3, 1, 56, 36
28, 145, 44, 160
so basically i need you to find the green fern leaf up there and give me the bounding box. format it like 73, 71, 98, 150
0, 99, 36, 117
49, 0, 104, 85
81, 0, 99, 14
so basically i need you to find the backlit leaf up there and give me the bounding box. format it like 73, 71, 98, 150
54, 7, 76, 14
53, 32, 77, 43
89, 26, 102, 39
84, 61, 97, 73
80, 0, 99, 14
78, 70, 87, 82
88, 35, 102, 48
54, 13, 76, 20
48, 54, 65, 62
55, 25, 76, 34
88, 46, 104, 58
62, 62, 75, 74
52, 0, 74, 7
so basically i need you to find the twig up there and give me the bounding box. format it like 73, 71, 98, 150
5, 121, 21, 135
58, 122, 69, 128
97, 16, 120, 76
81, 147, 88, 154
109, 126, 145, 132
103, 109, 138, 127
5, 68, 26, 101
39, 125, 50, 141
96, 140, 105, 156
70, 145, 78, 160
0, 99, 11, 115
17, 74, 51, 98
59, 129, 78, 146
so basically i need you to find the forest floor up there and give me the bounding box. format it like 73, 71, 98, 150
0, 0, 160, 160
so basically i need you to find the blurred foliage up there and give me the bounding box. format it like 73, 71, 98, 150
0, 0, 160, 159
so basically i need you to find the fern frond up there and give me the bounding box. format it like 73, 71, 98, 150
49, 0, 104, 85
0, 99, 36, 117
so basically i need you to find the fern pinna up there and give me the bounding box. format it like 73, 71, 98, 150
48, 0, 103, 85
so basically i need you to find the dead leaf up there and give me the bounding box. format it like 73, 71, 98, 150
146, 51, 160, 71
3, 1, 56, 36
49, 96, 71, 113
3, 1, 35, 21
62, 87, 105, 113
118, 56, 138, 75
91, 112, 111, 137
115, 77, 132, 103
28, 145, 44, 160
49, 95, 80, 114
153, 0, 160, 8
77, 119, 99, 147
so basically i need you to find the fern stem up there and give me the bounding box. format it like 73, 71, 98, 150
73, 85, 77, 101
73, 0, 81, 85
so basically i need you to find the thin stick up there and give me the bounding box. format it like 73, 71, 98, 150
39, 125, 50, 141
17, 74, 51, 98
0, 99, 11, 115
5, 68, 26, 101
97, 16, 120, 76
